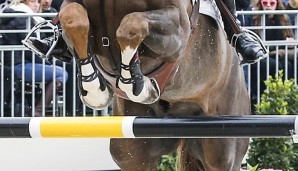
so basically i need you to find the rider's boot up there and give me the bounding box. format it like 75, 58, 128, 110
28, 34, 73, 63
220, 0, 268, 65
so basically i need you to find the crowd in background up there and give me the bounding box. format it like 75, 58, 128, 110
0, 0, 298, 114
237, 0, 298, 111
0, 0, 84, 117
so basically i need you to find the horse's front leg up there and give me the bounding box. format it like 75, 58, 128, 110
116, 7, 190, 104
59, 2, 113, 109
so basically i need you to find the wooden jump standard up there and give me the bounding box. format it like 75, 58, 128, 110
0, 116, 297, 142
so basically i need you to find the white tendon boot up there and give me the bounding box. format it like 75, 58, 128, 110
116, 47, 160, 104
76, 55, 114, 109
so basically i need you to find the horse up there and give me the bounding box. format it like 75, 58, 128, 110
37, 0, 251, 170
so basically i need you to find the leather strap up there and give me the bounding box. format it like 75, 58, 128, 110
215, 0, 241, 34
190, 1, 200, 30
99, 0, 118, 71
52, 14, 60, 25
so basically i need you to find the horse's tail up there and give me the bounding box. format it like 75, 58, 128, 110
176, 139, 201, 171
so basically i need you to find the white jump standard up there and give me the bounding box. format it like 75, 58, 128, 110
0, 116, 298, 142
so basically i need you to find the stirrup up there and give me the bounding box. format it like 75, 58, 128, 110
0, 0, 12, 12
22, 20, 60, 60
231, 28, 269, 66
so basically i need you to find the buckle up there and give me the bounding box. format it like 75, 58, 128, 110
102, 37, 110, 46
22, 20, 60, 60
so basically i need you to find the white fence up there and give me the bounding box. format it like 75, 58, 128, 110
0, 9, 297, 171
1, 11, 298, 116
238, 10, 298, 109
0, 14, 119, 170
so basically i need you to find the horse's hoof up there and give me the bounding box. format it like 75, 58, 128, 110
119, 77, 160, 104
80, 85, 114, 110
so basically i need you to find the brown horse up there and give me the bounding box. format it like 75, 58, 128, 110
51, 0, 251, 170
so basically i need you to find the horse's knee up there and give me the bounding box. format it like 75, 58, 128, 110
116, 12, 149, 49
59, 2, 89, 57
59, 2, 89, 33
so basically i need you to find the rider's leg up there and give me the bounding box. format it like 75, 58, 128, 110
219, 0, 268, 65
29, 32, 73, 63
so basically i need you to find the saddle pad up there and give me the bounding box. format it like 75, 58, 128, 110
198, 0, 225, 31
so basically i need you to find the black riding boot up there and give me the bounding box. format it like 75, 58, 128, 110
218, 0, 268, 65
29, 34, 73, 63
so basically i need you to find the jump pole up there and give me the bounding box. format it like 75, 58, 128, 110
0, 115, 298, 142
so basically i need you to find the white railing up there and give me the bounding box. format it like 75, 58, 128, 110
238, 10, 298, 108
1, 10, 298, 115
0, 46, 111, 117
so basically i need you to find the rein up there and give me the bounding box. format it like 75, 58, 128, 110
215, 0, 241, 34
99, 0, 118, 71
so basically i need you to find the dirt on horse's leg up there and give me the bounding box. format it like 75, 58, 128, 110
59, 2, 113, 109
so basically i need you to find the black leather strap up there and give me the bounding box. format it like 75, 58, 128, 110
215, 0, 241, 34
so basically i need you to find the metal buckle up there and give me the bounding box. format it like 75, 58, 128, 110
102, 37, 110, 47
22, 20, 60, 60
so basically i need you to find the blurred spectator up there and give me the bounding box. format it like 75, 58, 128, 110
285, 0, 298, 26
253, 0, 294, 69
250, 0, 295, 111
41, 0, 56, 13
282, 0, 290, 5
40, 0, 57, 38
53, 59, 84, 116
0, 64, 22, 117
40, 0, 57, 21
253, 0, 294, 43
50, 0, 61, 11
236, 0, 254, 26
0, 0, 68, 116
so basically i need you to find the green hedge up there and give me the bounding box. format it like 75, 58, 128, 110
247, 71, 298, 171
158, 153, 176, 171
